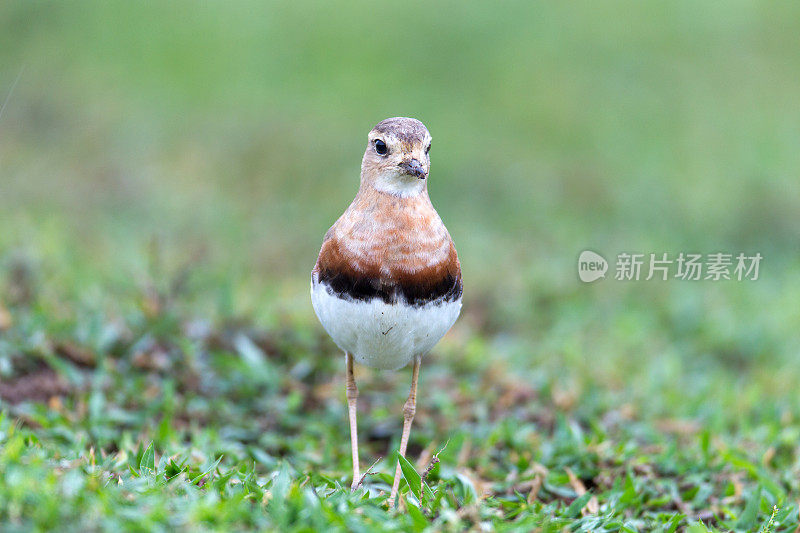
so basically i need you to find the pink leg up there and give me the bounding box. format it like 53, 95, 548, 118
388, 355, 421, 507
345, 352, 360, 490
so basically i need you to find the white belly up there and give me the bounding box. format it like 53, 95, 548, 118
311, 281, 462, 370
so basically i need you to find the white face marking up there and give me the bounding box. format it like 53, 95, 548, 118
372, 171, 426, 197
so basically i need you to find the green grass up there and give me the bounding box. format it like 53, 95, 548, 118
1, 1, 800, 530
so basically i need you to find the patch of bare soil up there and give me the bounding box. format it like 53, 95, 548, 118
0, 368, 71, 404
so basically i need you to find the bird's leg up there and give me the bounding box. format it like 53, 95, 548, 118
345, 352, 361, 490
388, 355, 421, 507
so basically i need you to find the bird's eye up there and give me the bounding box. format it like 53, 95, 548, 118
425, 142, 431, 155
374, 139, 388, 156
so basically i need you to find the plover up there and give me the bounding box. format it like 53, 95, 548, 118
311, 117, 462, 506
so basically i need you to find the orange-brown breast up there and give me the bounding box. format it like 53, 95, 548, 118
313, 189, 462, 306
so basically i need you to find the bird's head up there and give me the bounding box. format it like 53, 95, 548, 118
361, 117, 432, 197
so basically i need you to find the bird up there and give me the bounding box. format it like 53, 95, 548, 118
311, 117, 462, 506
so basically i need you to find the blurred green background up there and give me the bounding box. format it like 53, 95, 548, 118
3, 0, 800, 432
3, 1, 798, 285
3, 0, 800, 447
1, 1, 800, 529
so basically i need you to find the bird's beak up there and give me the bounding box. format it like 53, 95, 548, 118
398, 158, 427, 179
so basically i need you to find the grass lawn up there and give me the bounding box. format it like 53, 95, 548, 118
1, 2, 800, 531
